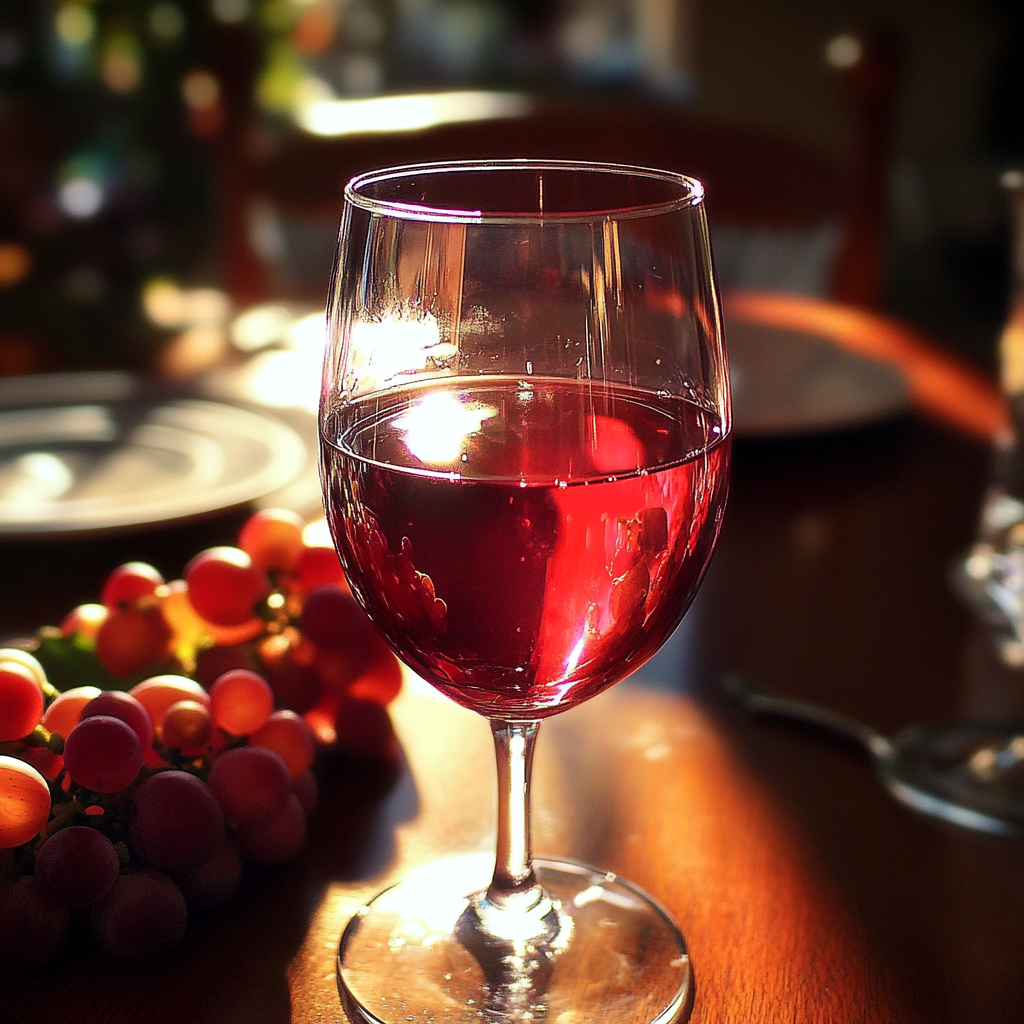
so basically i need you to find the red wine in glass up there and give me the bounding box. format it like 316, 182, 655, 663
322, 160, 730, 1024
323, 377, 729, 719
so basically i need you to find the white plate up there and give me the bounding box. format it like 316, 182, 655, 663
727, 316, 911, 436
0, 373, 308, 537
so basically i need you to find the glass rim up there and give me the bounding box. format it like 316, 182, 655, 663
344, 159, 705, 224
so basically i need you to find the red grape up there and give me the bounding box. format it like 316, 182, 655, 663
299, 585, 372, 651
161, 700, 213, 751
19, 746, 64, 780
0, 648, 47, 690
0, 755, 51, 848
236, 793, 307, 866
95, 606, 171, 678
208, 669, 274, 736
303, 694, 340, 746
130, 675, 209, 731
0, 877, 69, 971
128, 770, 224, 873
59, 603, 108, 643
238, 508, 306, 572
334, 697, 398, 760
292, 769, 319, 815
101, 561, 164, 609
267, 660, 323, 715
172, 834, 242, 912
348, 631, 403, 706
82, 690, 154, 753
0, 660, 44, 741
313, 646, 365, 695
207, 746, 290, 825
42, 686, 102, 740
91, 869, 187, 961
294, 542, 347, 593
63, 716, 143, 793
193, 643, 256, 688
35, 826, 120, 908
249, 710, 316, 780
185, 546, 270, 626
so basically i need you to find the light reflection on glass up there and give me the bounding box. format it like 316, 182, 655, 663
349, 314, 456, 393
395, 391, 495, 466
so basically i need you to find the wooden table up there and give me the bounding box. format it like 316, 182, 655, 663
3, 403, 1022, 1022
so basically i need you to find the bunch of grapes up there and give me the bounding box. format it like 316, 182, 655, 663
0, 510, 402, 971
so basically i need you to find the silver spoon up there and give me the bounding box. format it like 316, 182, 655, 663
725, 674, 1024, 838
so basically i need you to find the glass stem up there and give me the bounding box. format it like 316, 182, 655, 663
487, 719, 543, 913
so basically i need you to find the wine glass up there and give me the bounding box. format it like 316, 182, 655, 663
319, 160, 731, 1024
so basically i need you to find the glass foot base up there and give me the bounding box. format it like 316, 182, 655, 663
337, 853, 693, 1024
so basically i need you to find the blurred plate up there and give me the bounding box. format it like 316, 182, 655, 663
728, 316, 911, 436
0, 372, 308, 537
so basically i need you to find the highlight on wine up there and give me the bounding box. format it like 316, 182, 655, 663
0, 509, 402, 972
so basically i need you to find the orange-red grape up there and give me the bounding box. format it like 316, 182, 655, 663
59, 603, 108, 643
19, 746, 64, 780
294, 542, 347, 593
64, 717, 143, 793
249, 710, 316, 779
303, 688, 343, 745
207, 746, 290, 825
312, 646, 365, 695
130, 675, 209, 731
161, 700, 213, 750
41, 686, 102, 740
0, 755, 51, 848
101, 561, 164, 609
208, 669, 274, 736
238, 508, 306, 572
0, 648, 47, 690
348, 631, 403, 706
41, 687, 102, 743
95, 606, 171, 678
0, 661, 44, 741
185, 546, 270, 626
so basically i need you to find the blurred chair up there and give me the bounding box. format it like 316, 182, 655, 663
221, 33, 897, 309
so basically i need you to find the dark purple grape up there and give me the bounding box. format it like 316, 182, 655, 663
35, 826, 120, 909
236, 793, 307, 866
91, 870, 187, 961
207, 746, 290, 826
292, 769, 319, 815
81, 691, 154, 753
128, 771, 224, 873
173, 835, 242, 911
0, 877, 69, 971
63, 715, 143, 793
298, 585, 372, 651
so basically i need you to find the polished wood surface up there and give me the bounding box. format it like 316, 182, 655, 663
3, 410, 1023, 1023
